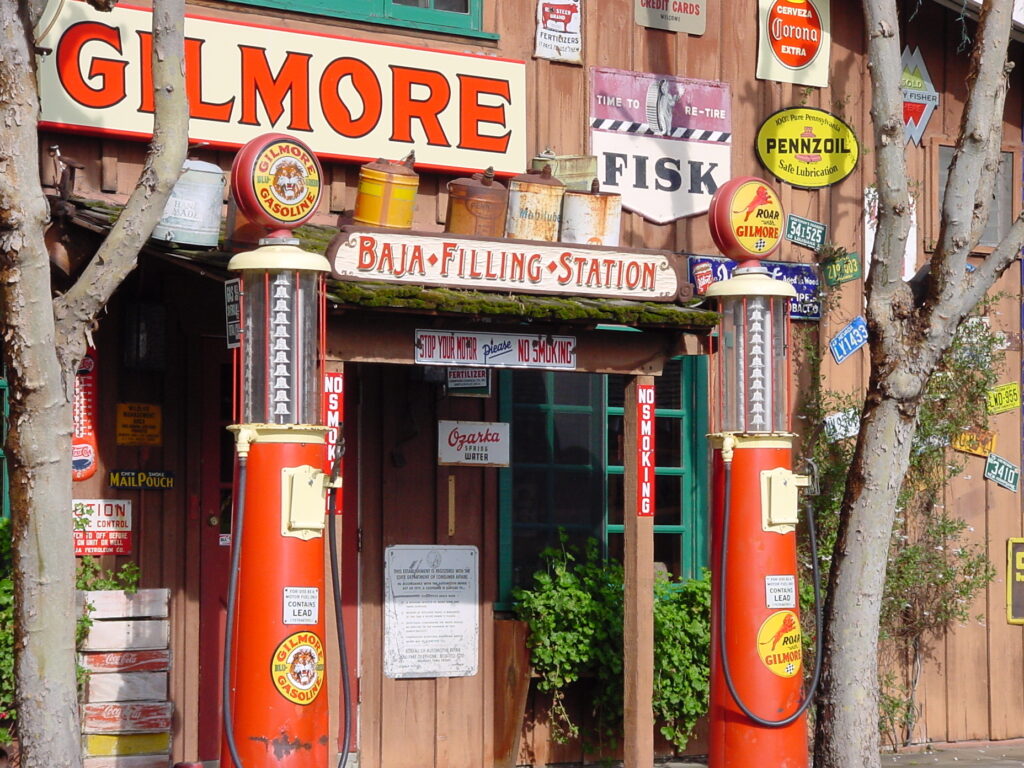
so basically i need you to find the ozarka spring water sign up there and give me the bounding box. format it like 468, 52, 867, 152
687, 254, 820, 320
829, 315, 868, 364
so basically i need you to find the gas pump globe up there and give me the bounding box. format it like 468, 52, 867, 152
709, 270, 794, 434
704, 178, 813, 768
232, 243, 327, 425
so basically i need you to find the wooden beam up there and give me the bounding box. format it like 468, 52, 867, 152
623, 375, 654, 768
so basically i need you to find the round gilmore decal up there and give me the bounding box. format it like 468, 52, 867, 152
756, 610, 802, 678
271, 631, 325, 705
708, 177, 784, 261
231, 134, 323, 230
756, 107, 859, 189
766, 0, 824, 70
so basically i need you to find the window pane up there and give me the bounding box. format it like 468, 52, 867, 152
655, 359, 683, 409
654, 534, 683, 579
435, 0, 469, 10
607, 374, 627, 408
513, 370, 548, 404
607, 414, 624, 466
552, 471, 601, 525
607, 474, 623, 525
513, 411, 548, 463
512, 469, 548, 524
656, 417, 681, 467
554, 412, 593, 464
554, 373, 591, 405
654, 475, 682, 526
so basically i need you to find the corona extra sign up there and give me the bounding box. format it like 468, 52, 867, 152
708, 177, 784, 261
755, 107, 858, 189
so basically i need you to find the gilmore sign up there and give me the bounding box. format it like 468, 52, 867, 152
37, 2, 526, 174
329, 230, 683, 302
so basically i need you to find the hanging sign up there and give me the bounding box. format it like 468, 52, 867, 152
224, 278, 241, 350
590, 67, 731, 223
784, 213, 827, 251
687, 254, 821, 320
634, 0, 707, 35
901, 47, 939, 145
447, 368, 491, 397
415, 329, 576, 370
437, 420, 510, 467
1008, 538, 1024, 625
535, 0, 582, 64
37, 2, 526, 175
985, 453, 1020, 492
108, 470, 175, 490
821, 251, 861, 286
755, 108, 859, 189
73, 499, 132, 556
328, 230, 682, 302
829, 316, 868, 364
73, 348, 99, 482
756, 0, 831, 88
115, 403, 163, 447
636, 384, 656, 517
987, 382, 1021, 414
951, 428, 997, 457
707, 177, 785, 260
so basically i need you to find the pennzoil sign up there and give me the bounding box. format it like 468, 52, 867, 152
37, 1, 526, 174
755, 107, 858, 189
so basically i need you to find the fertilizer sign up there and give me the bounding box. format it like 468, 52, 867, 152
590, 67, 731, 223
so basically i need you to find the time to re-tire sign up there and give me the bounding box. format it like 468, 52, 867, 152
1008, 538, 1024, 624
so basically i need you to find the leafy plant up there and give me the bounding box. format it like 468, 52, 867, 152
512, 532, 711, 753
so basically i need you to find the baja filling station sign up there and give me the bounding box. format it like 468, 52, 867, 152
590, 67, 731, 223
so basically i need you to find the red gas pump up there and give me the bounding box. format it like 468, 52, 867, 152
705, 178, 819, 768
220, 134, 339, 768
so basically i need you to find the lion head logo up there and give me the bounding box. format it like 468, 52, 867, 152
288, 647, 318, 689
271, 159, 307, 204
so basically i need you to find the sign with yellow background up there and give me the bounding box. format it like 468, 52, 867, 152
756, 107, 859, 188
757, 609, 802, 678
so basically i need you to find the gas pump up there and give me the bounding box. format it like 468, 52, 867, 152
704, 178, 821, 768
220, 133, 340, 768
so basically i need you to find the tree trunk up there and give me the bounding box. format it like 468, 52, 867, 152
813, 386, 920, 767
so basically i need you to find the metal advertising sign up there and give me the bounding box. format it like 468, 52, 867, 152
323, 372, 343, 512
446, 368, 491, 397
784, 213, 827, 251
951, 428, 997, 457
224, 279, 241, 350
823, 408, 859, 442
115, 403, 162, 447
756, 0, 831, 88
73, 348, 99, 482
637, 384, 656, 517
590, 67, 731, 223
687, 254, 821, 320
37, 2, 527, 174
828, 316, 869, 364
231, 134, 323, 231
634, 0, 707, 35
987, 382, 1021, 414
985, 453, 1020, 492
901, 47, 939, 145
756, 108, 859, 189
821, 251, 861, 286
108, 470, 175, 490
415, 329, 576, 370
74, 499, 132, 556
329, 230, 682, 302
707, 177, 785, 260
1008, 538, 1024, 625
535, 0, 583, 63
437, 421, 510, 467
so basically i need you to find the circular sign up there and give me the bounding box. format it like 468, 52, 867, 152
755, 107, 859, 189
707, 177, 785, 261
767, 0, 824, 70
271, 631, 325, 705
231, 133, 323, 230
756, 610, 802, 678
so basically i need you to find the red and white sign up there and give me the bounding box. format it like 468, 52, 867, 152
415, 329, 576, 370
74, 499, 132, 556
590, 67, 731, 223
324, 371, 344, 515
80, 649, 171, 673
634, 0, 707, 36
82, 702, 173, 734
437, 421, 510, 467
636, 384, 655, 517
73, 347, 98, 482
329, 230, 682, 302
757, 0, 831, 88
535, 0, 582, 64
37, 1, 526, 174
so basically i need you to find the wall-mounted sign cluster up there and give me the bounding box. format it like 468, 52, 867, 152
687, 254, 821, 321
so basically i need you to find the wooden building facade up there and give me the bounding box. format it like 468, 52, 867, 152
34, 0, 1024, 764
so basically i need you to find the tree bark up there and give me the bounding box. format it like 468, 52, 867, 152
0, 2, 186, 766
814, 2, 1022, 767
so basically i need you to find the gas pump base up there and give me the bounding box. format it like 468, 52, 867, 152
709, 433, 809, 768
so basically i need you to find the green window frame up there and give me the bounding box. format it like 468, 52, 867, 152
497, 357, 709, 608
230, 0, 493, 39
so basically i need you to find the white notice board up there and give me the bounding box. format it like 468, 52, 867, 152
384, 545, 479, 678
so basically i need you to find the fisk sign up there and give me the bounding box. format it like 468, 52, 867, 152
37, 1, 526, 174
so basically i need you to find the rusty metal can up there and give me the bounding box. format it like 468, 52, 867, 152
353, 153, 419, 229
445, 167, 508, 237
503, 165, 565, 241
559, 179, 622, 247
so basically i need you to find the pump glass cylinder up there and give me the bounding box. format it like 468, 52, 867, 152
717, 293, 790, 433
240, 269, 321, 424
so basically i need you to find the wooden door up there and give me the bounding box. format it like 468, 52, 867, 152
196, 339, 235, 759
